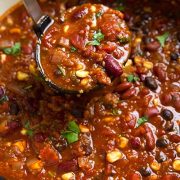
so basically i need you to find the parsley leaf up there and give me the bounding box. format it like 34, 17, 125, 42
96, 12, 103, 18
137, 116, 148, 127
156, 32, 169, 47
116, 6, 125, 11
88, 30, 104, 46
127, 74, 139, 82
24, 120, 34, 137
0, 95, 8, 104
70, 46, 77, 52
62, 121, 80, 144
3, 42, 21, 55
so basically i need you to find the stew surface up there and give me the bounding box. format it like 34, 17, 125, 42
0, 0, 179, 179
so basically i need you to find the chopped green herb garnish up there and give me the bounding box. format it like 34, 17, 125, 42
96, 12, 103, 18
116, 6, 125, 11
88, 30, 104, 46
3, 42, 21, 55
62, 121, 80, 144
0, 95, 8, 104
24, 120, 34, 137
127, 74, 140, 82
70, 46, 77, 52
112, 108, 121, 116
118, 35, 130, 44
57, 65, 66, 76
156, 32, 169, 47
137, 116, 148, 127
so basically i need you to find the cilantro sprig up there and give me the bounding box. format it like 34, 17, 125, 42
137, 116, 148, 127
24, 120, 34, 137
127, 74, 140, 82
3, 42, 21, 55
0, 95, 8, 104
156, 32, 169, 47
88, 30, 104, 46
62, 121, 80, 144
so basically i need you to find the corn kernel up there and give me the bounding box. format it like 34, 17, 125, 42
125, 59, 133, 67
61, 172, 75, 180
150, 161, 161, 171
21, 128, 27, 135
13, 140, 26, 152
29, 63, 37, 75
91, 6, 96, 12
106, 149, 123, 163
76, 70, 89, 78
119, 137, 129, 149
134, 56, 142, 65
10, 28, 21, 34
0, 54, 7, 64
79, 125, 90, 133
17, 71, 29, 81
63, 25, 69, 33
143, 61, 153, 69
76, 64, 83, 70
5, 142, 12, 147
153, 98, 159, 106
134, 38, 142, 46
103, 116, 116, 122
176, 144, 180, 153
172, 159, 180, 171
27, 158, 44, 172
80, 78, 89, 86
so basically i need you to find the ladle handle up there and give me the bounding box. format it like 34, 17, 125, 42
23, 0, 53, 36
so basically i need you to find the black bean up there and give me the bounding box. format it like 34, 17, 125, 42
177, 32, 180, 42
71, 107, 84, 118
156, 138, 169, 148
156, 151, 167, 163
9, 101, 20, 115
144, 77, 158, 91
82, 144, 92, 156
0, 86, 5, 99
161, 109, 173, 121
139, 167, 151, 177
142, 13, 151, 20
170, 53, 178, 61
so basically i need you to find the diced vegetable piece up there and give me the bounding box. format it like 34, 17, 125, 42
137, 116, 148, 127
61, 172, 75, 180
76, 70, 89, 78
176, 144, 180, 153
119, 137, 129, 148
172, 159, 180, 171
26, 158, 44, 172
143, 61, 153, 69
13, 140, 26, 152
150, 160, 161, 171
3, 42, 21, 55
106, 149, 123, 163
17, 71, 29, 81
79, 125, 90, 133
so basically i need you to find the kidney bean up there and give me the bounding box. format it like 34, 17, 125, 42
161, 109, 173, 121
169, 134, 180, 143
0, 86, 5, 99
71, 7, 88, 20
162, 174, 179, 180
22, 44, 33, 54
130, 137, 141, 149
128, 172, 141, 180
140, 88, 150, 96
145, 40, 160, 51
115, 82, 133, 93
104, 54, 123, 77
144, 125, 156, 151
58, 159, 78, 173
161, 93, 172, 106
33, 132, 46, 143
144, 107, 159, 118
9, 101, 20, 115
153, 65, 166, 82
121, 88, 136, 100
7, 121, 21, 131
